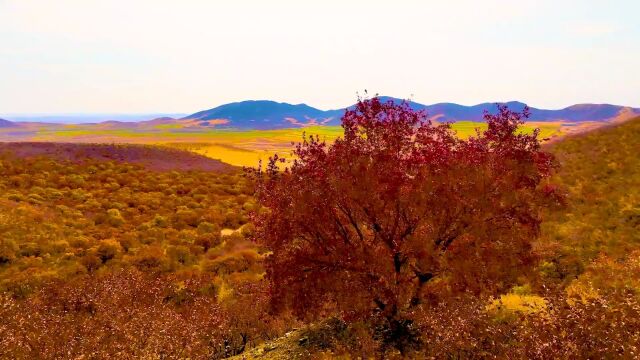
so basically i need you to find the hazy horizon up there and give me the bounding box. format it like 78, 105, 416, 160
1, 0, 639, 114
0, 113, 189, 124
2, 97, 639, 120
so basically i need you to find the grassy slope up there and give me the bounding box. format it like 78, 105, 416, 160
538, 116, 640, 281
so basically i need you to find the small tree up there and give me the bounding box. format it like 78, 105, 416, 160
250, 97, 562, 350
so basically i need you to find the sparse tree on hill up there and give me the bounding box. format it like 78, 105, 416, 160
250, 97, 563, 351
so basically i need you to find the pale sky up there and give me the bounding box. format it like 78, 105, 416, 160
0, 0, 638, 114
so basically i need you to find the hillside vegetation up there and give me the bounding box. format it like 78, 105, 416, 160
536, 116, 640, 294
0, 144, 287, 358
0, 112, 638, 359
0, 143, 257, 296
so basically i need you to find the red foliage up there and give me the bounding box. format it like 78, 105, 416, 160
250, 97, 561, 337
0, 270, 231, 359
0, 269, 297, 359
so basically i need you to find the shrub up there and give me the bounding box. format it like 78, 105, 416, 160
106, 208, 125, 227
96, 239, 122, 263
0, 239, 18, 264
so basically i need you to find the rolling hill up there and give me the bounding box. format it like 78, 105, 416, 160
0, 142, 234, 172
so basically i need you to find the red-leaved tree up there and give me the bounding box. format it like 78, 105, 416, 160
250, 97, 562, 349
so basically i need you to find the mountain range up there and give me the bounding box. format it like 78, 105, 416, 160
180, 97, 640, 129
2, 97, 639, 130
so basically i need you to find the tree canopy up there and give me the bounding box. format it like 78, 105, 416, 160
252, 98, 563, 343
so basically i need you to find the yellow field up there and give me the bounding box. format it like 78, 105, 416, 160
4, 122, 562, 167
162, 122, 561, 167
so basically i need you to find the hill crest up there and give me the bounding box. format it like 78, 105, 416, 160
0, 142, 235, 172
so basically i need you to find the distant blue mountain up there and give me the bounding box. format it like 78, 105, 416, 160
181, 97, 640, 129
424, 101, 527, 122
528, 104, 635, 122
0, 118, 18, 128
183, 100, 335, 129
